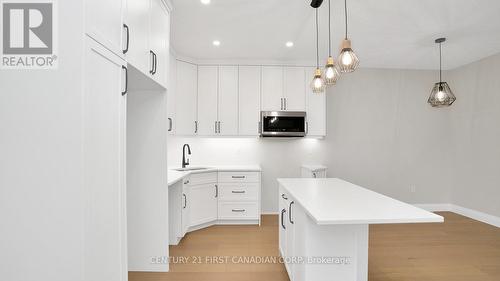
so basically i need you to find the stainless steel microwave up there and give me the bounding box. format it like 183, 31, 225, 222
260, 111, 307, 137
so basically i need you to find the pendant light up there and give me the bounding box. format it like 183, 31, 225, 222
428, 38, 456, 107
324, 0, 340, 86
311, 8, 326, 93
338, 0, 359, 73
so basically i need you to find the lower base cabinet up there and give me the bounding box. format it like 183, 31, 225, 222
169, 170, 261, 244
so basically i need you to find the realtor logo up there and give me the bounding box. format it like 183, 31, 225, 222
1, 0, 57, 69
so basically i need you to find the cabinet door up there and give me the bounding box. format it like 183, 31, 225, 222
197, 66, 219, 136
189, 183, 218, 226
286, 199, 296, 279
261, 66, 284, 111
126, 0, 151, 75
305, 67, 326, 136
167, 52, 176, 135
239, 66, 261, 136
181, 181, 190, 236
149, 0, 170, 87
284, 67, 306, 111
175, 61, 198, 135
218, 66, 239, 135
86, 0, 125, 57
83, 37, 127, 281
278, 188, 288, 257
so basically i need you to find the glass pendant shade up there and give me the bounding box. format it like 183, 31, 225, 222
311, 68, 326, 93
428, 82, 456, 107
324, 56, 340, 85
338, 39, 359, 73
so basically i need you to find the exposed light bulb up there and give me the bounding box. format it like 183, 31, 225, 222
436, 90, 446, 102
285, 41, 294, 48
338, 39, 359, 73
324, 56, 340, 85
311, 68, 326, 93
201, 0, 210, 5
212, 40, 220, 46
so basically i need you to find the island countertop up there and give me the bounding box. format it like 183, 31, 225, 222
277, 178, 443, 225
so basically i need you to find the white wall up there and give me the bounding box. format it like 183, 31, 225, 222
449, 53, 500, 217
168, 68, 453, 213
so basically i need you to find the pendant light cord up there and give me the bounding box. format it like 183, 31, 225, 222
439, 42, 442, 83
344, 0, 348, 39
316, 8, 319, 68
328, 0, 331, 56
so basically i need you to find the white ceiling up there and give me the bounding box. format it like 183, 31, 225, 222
171, 0, 500, 70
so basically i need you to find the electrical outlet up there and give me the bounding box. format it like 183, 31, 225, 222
410, 185, 416, 193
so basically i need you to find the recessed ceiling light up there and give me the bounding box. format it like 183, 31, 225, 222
201, 0, 210, 5
212, 40, 221, 46
286, 41, 294, 48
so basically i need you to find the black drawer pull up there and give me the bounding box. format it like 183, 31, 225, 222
231, 209, 245, 212
232, 190, 246, 194
232, 176, 245, 179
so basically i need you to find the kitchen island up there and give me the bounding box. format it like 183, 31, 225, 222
277, 178, 443, 281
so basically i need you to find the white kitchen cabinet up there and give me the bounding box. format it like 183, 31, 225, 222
305, 67, 326, 137
218, 66, 239, 135
189, 183, 218, 226
284, 67, 306, 111
175, 60, 198, 135
261, 66, 284, 111
167, 52, 176, 134
181, 179, 190, 237
125, 0, 170, 87
83, 36, 127, 281
197, 66, 219, 136
149, 0, 170, 87
239, 66, 261, 136
125, 0, 151, 74
86, 0, 125, 57
279, 187, 288, 257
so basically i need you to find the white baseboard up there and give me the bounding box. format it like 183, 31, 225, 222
414, 203, 500, 228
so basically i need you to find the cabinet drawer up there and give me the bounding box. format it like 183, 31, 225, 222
187, 172, 217, 186
218, 202, 259, 220
218, 183, 259, 201
218, 172, 260, 183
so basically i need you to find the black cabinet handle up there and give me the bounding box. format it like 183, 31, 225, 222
122, 24, 129, 54
182, 194, 187, 209
281, 193, 288, 200
232, 176, 245, 179
194, 121, 198, 134
168, 118, 173, 132
289, 201, 294, 224
150, 51, 157, 75
121, 65, 128, 96
231, 190, 245, 194
149, 50, 154, 74
215, 184, 218, 198
232, 209, 245, 212
281, 209, 286, 229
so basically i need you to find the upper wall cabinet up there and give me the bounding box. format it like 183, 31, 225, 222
239, 66, 261, 136
175, 61, 198, 135
86, 0, 125, 58
125, 0, 171, 88
197, 66, 239, 136
218, 66, 239, 136
197, 66, 219, 136
261, 66, 284, 111
261, 66, 306, 111
305, 67, 326, 136
284, 67, 306, 111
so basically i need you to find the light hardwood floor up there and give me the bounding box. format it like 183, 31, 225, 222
129, 212, 500, 281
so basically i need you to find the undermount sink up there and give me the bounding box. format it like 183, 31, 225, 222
172, 167, 212, 172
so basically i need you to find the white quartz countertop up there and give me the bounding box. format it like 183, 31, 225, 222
277, 178, 444, 225
168, 165, 261, 186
